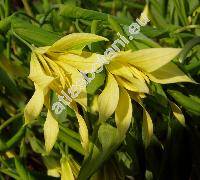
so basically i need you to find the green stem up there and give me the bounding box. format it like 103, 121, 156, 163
58, 123, 80, 140
40, 7, 58, 26
0, 169, 19, 179
6, 126, 26, 148
124, 1, 144, 9
6, 31, 11, 60
172, 25, 200, 34
82, 107, 91, 132
74, 19, 84, 33
16, 12, 40, 24
179, 37, 200, 63
0, 4, 5, 19
12, 29, 34, 50
22, 0, 33, 17
58, 131, 84, 155
91, 20, 98, 34
0, 113, 23, 132
4, 0, 9, 17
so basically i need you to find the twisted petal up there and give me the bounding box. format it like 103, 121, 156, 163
142, 109, 153, 148
24, 53, 54, 124
24, 85, 44, 124
98, 73, 119, 121
115, 87, 132, 139
44, 110, 59, 153
73, 103, 89, 154
169, 101, 185, 126
61, 158, 74, 180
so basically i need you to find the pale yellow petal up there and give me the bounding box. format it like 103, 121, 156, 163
48, 33, 108, 54
34, 46, 50, 54
37, 54, 52, 76
147, 62, 194, 84
129, 91, 143, 105
57, 53, 103, 73
72, 103, 89, 154
129, 65, 150, 83
107, 60, 150, 84
29, 53, 54, 90
113, 49, 181, 72
115, 76, 149, 93
29, 53, 43, 77
74, 91, 87, 110
44, 111, 59, 153
111, 50, 132, 62
139, 4, 149, 21
24, 87, 44, 124
98, 73, 119, 122
129, 48, 181, 72
142, 109, 153, 148
61, 158, 74, 180
56, 61, 87, 109
169, 101, 185, 126
115, 87, 132, 139
68, 157, 80, 178
43, 156, 61, 178
30, 75, 54, 91
5, 151, 15, 158
107, 61, 149, 93
75, 112, 89, 154
43, 56, 66, 88
106, 61, 133, 78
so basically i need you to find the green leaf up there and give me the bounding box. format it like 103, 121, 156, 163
0, 65, 20, 96
60, 5, 132, 25
15, 158, 36, 180
0, 15, 13, 33
173, 0, 189, 25
78, 124, 120, 179
87, 72, 106, 95
27, 130, 46, 155
149, 82, 168, 108
58, 130, 84, 155
12, 18, 61, 46
168, 90, 200, 116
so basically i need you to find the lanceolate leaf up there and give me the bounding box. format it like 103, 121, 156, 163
12, 19, 61, 46
15, 158, 35, 180
168, 90, 200, 116
78, 124, 120, 180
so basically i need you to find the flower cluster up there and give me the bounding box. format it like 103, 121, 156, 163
24, 33, 107, 153
25, 33, 194, 154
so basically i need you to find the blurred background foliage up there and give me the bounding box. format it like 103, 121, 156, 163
0, 0, 199, 179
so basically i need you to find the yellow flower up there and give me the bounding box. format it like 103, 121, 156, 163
60, 156, 80, 180
98, 48, 193, 145
24, 33, 107, 153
